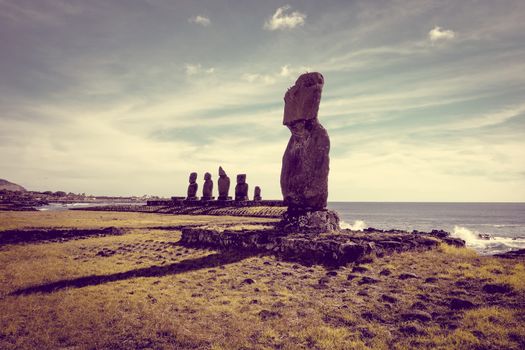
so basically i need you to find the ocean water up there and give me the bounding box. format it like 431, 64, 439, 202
328, 202, 525, 255
37, 201, 525, 255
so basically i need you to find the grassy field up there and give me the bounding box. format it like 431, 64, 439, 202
0, 211, 524, 349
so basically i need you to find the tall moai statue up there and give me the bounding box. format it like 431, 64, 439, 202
279, 72, 339, 232
186, 172, 198, 200
235, 174, 249, 201
201, 172, 214, 200
217, 166, 231, 200
253, 186, 262, 201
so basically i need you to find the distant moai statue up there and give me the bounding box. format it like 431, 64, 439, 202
235, 174, 249, 201
202, 172, 214, 200
253, 186, 262, 201
186, 172, 198, 200
217, 166, 231, 200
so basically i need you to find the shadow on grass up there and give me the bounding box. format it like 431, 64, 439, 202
11, 250, 256, 296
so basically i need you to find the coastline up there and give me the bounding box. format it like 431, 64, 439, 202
0, 210, 524, 349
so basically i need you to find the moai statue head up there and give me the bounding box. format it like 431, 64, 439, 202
237, 174, 246, 184
202, 172, 214, 200
218, 166, 231, 200
235, 174, 248, 201
187, 172, 198, 199
253, 186, 262, 201
283, 72, 324, 127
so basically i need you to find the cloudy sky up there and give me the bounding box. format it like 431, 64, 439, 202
1, 0, 524, 201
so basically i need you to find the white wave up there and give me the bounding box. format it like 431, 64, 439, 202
340, 220, 367, 231
452, 225, 525, 254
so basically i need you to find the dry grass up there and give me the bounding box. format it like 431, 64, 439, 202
0, 212, 524, 349
0, 210, 276, 231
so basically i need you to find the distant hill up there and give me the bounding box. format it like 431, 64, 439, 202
0, 179, 27, 192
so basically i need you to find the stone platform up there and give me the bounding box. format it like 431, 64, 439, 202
146, 199, 285, 207
180, 225, 465, 266
73, 205, 286, 218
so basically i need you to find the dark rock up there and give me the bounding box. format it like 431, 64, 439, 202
352, 266, 369, 273
186, 172, 198, 200
258, 310, 282, 320
253, 186, 262, 201
482, 283, 513, 294
494, 248, 525, 259
399, 324, 426, 336
326, 271, 338, 277
272, 301, 286, 308
411, 301, 427, 310
449, 298, 476, 310
401, 310, 432, 322
96, 249, 115, 257
347, 274, 359, 280
449, 289, 468, 296
472, 330, 485, 339
358, 276, 379, 285
234, 174, 249, 201
201, 172, 214, 200
399, 273, 419, 280
318, 276, 331, 285
217, 166, 231, 200
424, 277, 438, 283
430, 229, 450, 238
358, 327, 375, 339
280, 72, 329, 211
379, 268, 392, 276
242, 278, 256, 285
442, 237, 466, 247
381, 294, 398, 303
361, 312, 383, 322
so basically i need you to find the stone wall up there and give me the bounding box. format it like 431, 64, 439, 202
180, 226, 465, 266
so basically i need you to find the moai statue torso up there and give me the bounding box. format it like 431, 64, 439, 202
234, 174, 249, 201
186, 172, 198, 200
202, 172, 214, 200
217, 166, 231, 200
280, 72, 329, 211
253, 186, 262, 201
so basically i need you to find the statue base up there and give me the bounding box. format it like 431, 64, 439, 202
279, 209, 340, 233
201, 196, 215, 201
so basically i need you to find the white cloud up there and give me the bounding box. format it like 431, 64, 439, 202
242, 73, 276, 85
264, 5, 306, 31
242, 65, 311, 85
185, 63, 215, 76
428, 26, 456, 43
188, 15, 211, 27
279, 65, 290, 77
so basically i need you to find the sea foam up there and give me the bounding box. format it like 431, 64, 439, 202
452, 225, 525, 254
340, 220, 367, 231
